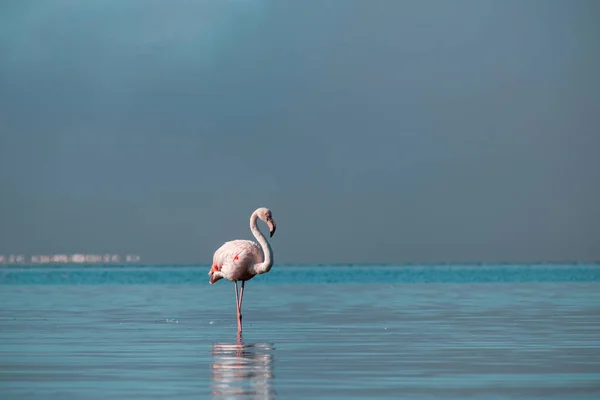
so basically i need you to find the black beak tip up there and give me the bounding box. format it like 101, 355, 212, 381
269, 230, 274, 238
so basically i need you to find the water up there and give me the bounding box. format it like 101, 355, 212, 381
1, 264, 599, 399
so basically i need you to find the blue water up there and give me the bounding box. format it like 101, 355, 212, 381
1, 264, 599, 399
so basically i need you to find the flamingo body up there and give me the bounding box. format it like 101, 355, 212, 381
210, 240, 263, 283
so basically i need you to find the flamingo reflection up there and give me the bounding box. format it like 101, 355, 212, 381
211, 334, 275, 399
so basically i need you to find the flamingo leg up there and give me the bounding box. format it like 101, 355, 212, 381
237, 281, 245, 333
239, 281, 245, 312
234, 281, 241, 332
234, 281, 244, 333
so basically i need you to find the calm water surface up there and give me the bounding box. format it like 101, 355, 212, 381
1, 264, 599, 399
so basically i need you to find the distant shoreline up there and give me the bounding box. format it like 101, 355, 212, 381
0, 254, 141, 265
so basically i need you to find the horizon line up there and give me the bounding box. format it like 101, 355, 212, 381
1, 261, 599, 267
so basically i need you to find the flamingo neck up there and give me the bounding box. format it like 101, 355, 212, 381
250, 212, 273, 275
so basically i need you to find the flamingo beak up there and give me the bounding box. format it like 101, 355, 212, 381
267, 217, 276, 238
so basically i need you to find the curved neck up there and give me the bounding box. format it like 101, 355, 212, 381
250, 212, 273, 274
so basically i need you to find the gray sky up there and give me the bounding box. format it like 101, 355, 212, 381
1, 0, 599, 264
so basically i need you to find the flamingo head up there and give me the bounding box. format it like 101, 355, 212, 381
257, 207, 276, 238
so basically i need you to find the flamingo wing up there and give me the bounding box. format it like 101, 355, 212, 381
209, 240, 263, 283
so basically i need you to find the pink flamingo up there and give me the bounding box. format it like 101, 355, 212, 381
208, 207, 277, 333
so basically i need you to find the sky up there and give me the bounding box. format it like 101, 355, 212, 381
1, 0, 599, 264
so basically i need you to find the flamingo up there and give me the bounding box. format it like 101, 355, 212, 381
208, 207, 277, 333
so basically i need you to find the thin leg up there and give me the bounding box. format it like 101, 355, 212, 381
234, 281, 244, 333
234, 281, 242, 333
234, 281, 240, 311
237, 281, 245, 333
238, 281, 245, 312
